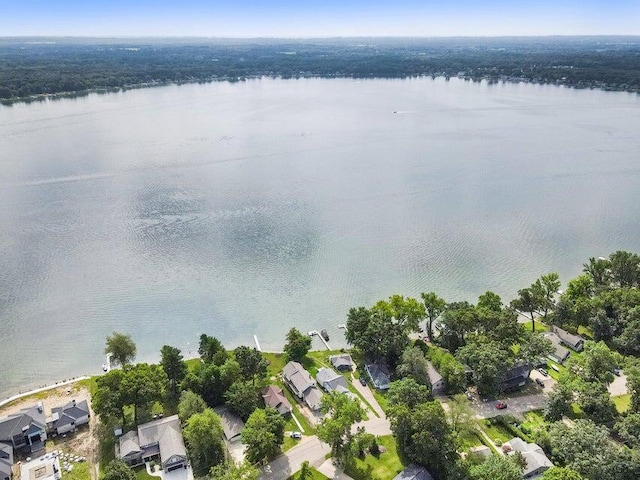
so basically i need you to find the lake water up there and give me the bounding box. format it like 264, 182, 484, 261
1, 77, 640, 397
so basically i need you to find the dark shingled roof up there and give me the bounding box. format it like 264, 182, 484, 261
393, 464, 435, 480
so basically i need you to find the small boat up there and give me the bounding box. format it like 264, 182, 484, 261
320, 329, 329, 341
102, 363, 108, 372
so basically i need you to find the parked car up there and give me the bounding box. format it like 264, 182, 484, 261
290, 431, 302, 439
495, 402, 508, 410
466, 391, 474, 401
613, 368, 622, 376
359, 377, 367, 386
535, 378, 545, 387
320, 329, 330, 341
538, 368, 549, 377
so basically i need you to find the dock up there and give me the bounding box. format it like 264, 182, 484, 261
253, 335, 262, 352
308, 330, 331, 351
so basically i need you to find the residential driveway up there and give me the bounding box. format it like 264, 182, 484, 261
226, 439, 246, 464
609, 371, 628, 396
352, 417, 392, 436
530, 369, 556, 393
162, 466, 194, 480
317, 459, 356, 480
472, 392, 548, 419
260, 436, 330, 480
350, 376, 386, 418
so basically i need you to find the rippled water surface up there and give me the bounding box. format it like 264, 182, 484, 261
1, 78, 640, 396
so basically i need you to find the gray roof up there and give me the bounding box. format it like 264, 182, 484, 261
543, 332, 571, 363
506, 438, 553, 477
262, 385, 292, 415
0, 443, 13, 479
213, 407, 245, 442
137, 415, 186, 465
365, 363, 391, 390
552, 326, 584, 349
393, 464, 435, 480
316, 368, 349, 393
303, 387, 323, 411
329, 354, 354, 370
119, 431, 142, 458
283, 362, 315, 395
0, 405, 46, 443
426, 361, 443, 386
50, 400, 89, 430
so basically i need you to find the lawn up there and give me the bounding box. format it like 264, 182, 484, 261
371, 390, 389, 414
61, 462, 91, 480
264, 352, 289, 378
457, 430, 485, 451
521, 320, 548, 333
345, 435, 405, 480
521, 410, 546, 431
287, 468, 329, 480
478, 419, 513, 445
613, 394, 631, 413
134, 466, 156, 480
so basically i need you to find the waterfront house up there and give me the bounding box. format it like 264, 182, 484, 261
262, 386, 292, 416
0, 444, 12, 480
0, 404, 47, 455
329, 354, 354, 372
543, 332, 571, 364
504, 438, 553, 479
117, 415, 187, 472
364, 363, 391, 390
426, 361, 446, 395
549, 326, 585, 352
499, 364, 532, 392
316, 368, 350, 394
282, 361, 323, 411
392, 464, 435, 480
214, 406, 245, 443
47, 400, 90, 436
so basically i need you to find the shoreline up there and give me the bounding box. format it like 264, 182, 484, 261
0, 375, 90, 411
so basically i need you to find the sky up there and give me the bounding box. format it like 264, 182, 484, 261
1, 0, 639, 37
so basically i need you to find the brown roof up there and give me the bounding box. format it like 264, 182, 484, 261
262, 385, 292, 415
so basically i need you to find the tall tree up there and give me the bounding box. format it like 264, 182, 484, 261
532, 272, 561, 319
224, 380, 260, 421
316, 393, 364, 466
438, 301, 477, 352
160, 345, 187, 394
456, 338, 513, 398
183, 409, 226, 476
121, 363, 168, 424
387, 378, 432, 410
421, 291, 446, 341
510, 288, 542, 332
541, 467, 583, 480
446, 394, 476, 442
397, 346, 431, 385
519, 332, 554, 366
210, 462, 260, 480
101, 460, 136, 480
583, 257, 612, 290
609, 250, 640, 288
105, 332, 137, 367
199, 334, 228, 365
615, 413, 640, 447
242, 408, 286, 464
178, 390, 207, 422
283, 328, 312, 362
565, 341, 620, 385
544, 383, 574, 422
477, 291, 503, 313
92, 369, 127, 425
469, 455, 523, 480
626, 364, 640, 413
234, 346, 267, 385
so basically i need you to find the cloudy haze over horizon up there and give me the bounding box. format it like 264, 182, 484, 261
2, 0, 640, 37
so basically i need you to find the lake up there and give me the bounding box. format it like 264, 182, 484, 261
1, 77, 640, 397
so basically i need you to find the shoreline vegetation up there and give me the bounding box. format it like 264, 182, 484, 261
2, 36, 640, 105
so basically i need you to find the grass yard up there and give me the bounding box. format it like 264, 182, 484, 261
371, 390, 389, 414
546, 360, 566, 381
264, 352, 289, 378
134, 466, 157, 480
521, 410, 546, 431
577, 326, 594, 340
613, 394, 631, 413
521, 320, 548, 333
478, 419, 513, 445
457, 430, 485, 451
286, 468, 329, 480
345, 435, 405, 480
61, 462, 91, 480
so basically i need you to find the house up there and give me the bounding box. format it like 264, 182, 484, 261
213, 407, 245, 443
0, 444, 12, 480
499, 364, 532, 392
316, 368, 349, 394
0, 404, 47, 455
543, 332, 571, 364
549, 326, 585, 352
46, 400, 90, 435
262, 386, 292, 416
19, 454, 61, 480
392, 464, 435, 480
329, 354, 354, 372
117, 415, 187, 472
504, 438, 553, 479
282, 362, 323, 411
426, 361, 446, 395
365, 363, 391, 390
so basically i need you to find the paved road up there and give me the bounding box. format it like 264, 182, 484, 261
260, 436, 330, 480
471, 392, 549, 418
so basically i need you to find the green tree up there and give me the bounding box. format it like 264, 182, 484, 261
469, 455, 523, 480
242, 408, 286, 464
429, 348, 467, 394
446, 394, 476, 441
160, 345, 187, 394
421, 292, 446, 341
224, 380, 260, 421
541, 466, 583, 480
101, 460, 136, 480
510, 287, 542, 332
519, 332, 554, 366
532, 272, 561, 319
397, 346, 431, 385
199, 334, 228, 365
438, 301, 478, 352
615, 413, 640, 447
105, 332, 137, 367
544, 383, 573, 422
183, 409, 226, 476
210, 462, 260, 480
477, 291, 503, 313
389, 400, 458, 479
627, 364, 640, 413
182, 358, 241, 407
234, 346, 268, 385
284, 328, 312, 362
609, 250, 640, 288
297, 461, 312, 480
178, 390, 207, 422
583, 257, 612, 290
576, 381, 617, 425
565, 341, 620, 385
316, 393, 365, 465
92, 369, 127, 425
387, 378, 432, 409
457, 338, 513, 397
121, 363, 168, 424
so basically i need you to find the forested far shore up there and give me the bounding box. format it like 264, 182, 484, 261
1, 36, 640, 103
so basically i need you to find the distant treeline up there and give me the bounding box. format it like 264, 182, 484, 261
1, 36, 640, 102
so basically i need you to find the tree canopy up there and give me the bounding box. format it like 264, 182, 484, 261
105, 332, 137, 367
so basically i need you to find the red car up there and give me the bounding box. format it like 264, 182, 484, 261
495, 402, 508, 410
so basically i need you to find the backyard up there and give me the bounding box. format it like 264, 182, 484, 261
344, 435, 404, 480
